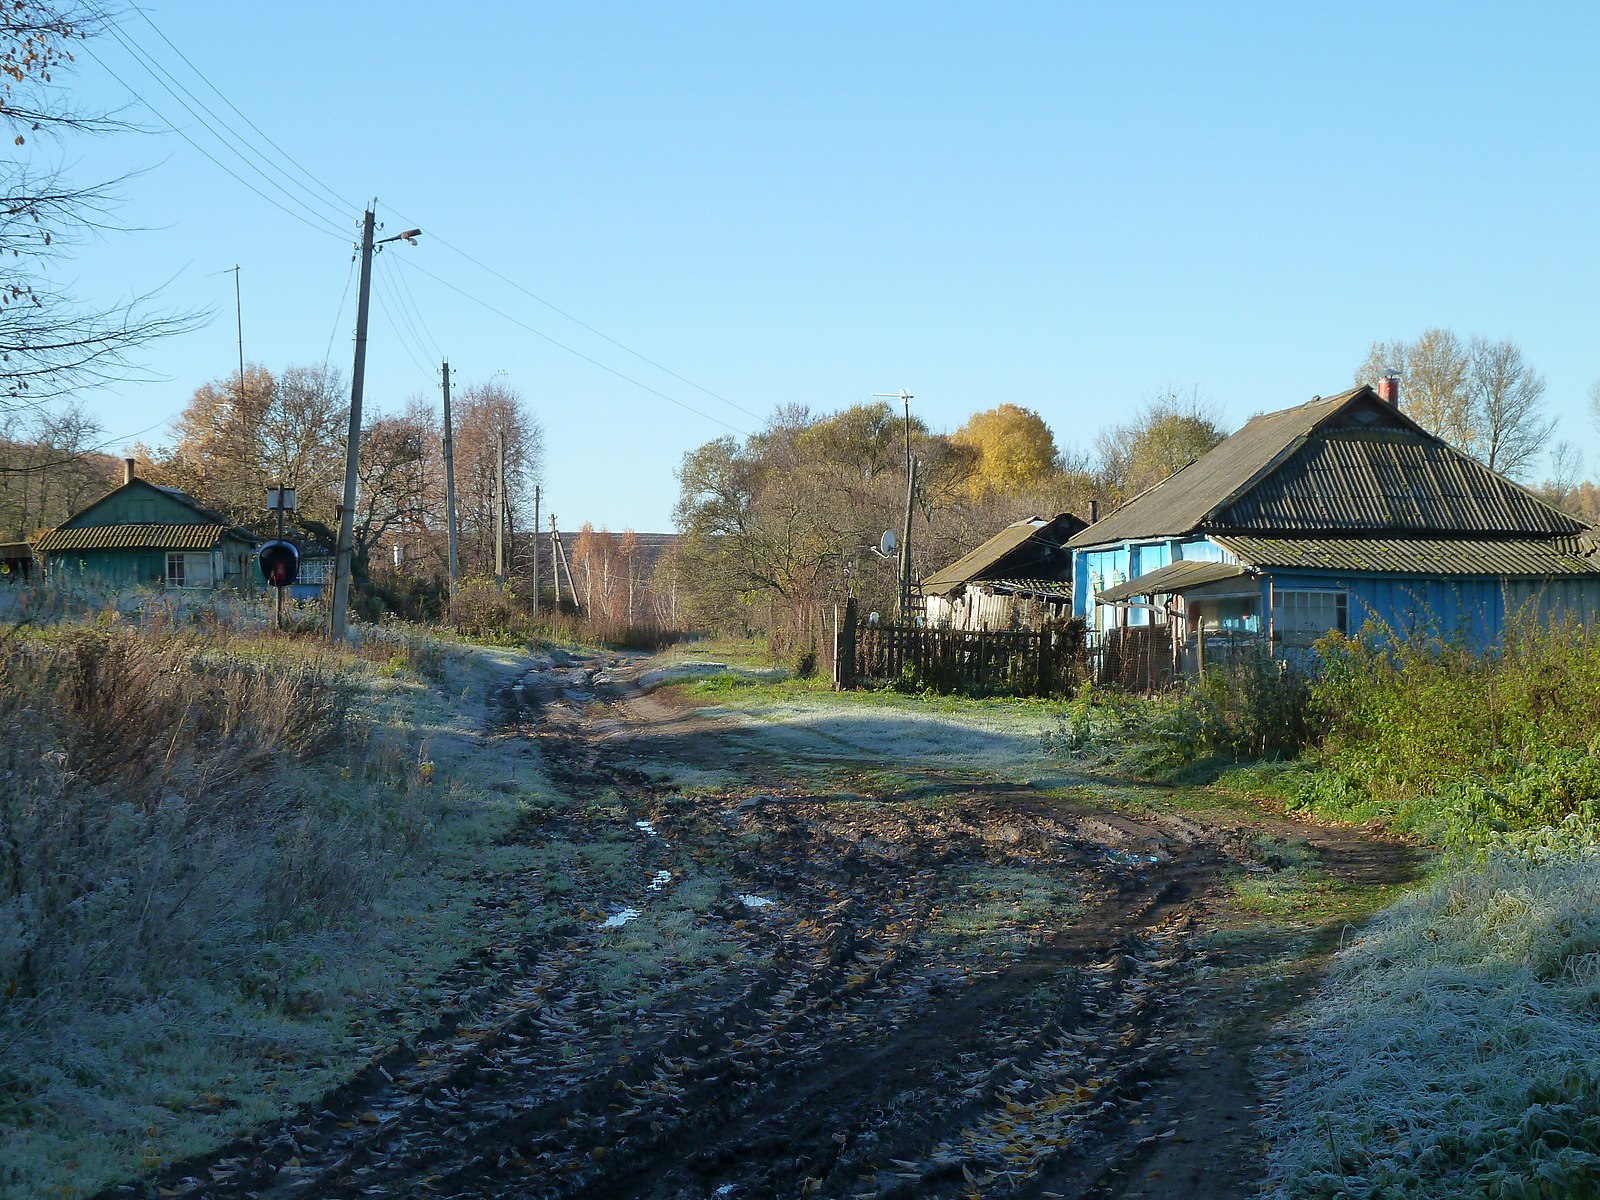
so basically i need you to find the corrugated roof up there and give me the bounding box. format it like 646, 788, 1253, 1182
1217, 426, 1580, 535
35, 523, 237, 552
1068, 389, 1367, 547
922, 513, 1083, 595
1068, 386, 1585, 552
984, 578, 1074, 599
1215, 534, 1600, 577
1097, 560, 1248, 603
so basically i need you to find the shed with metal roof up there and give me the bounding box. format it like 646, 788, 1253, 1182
921, 511, 1086, 630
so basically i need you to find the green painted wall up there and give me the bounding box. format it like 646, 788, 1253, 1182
61, 481, 208, 529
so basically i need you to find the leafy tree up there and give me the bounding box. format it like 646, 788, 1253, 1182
951, 403, 1058, 496
1094, 390, 1226, 502
150, 364, 345, 530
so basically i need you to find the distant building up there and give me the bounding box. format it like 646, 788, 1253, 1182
922, 512, 1087, 630
34, 459, 260, 591
1070, 382, 1600, 673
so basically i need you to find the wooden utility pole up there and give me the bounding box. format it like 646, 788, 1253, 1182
441, 360, 460, 588
494, 428, 505, 585
531, 484, 541, 612
331, 208, 376, 641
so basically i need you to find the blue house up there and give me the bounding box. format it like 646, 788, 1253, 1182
1070, 383, 1600, 672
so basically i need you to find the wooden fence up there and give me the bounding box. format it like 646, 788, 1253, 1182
833, 602, 1088, 697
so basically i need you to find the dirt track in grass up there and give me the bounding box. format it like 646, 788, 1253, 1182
111, 652, 1422, 1200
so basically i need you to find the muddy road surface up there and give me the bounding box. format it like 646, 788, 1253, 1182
119, 651, 1420, 1200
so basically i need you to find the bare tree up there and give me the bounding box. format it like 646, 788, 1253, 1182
1468, 337, 1552, 478
1358, 329, 1474, 448
1359, 330, 1554, 479
2, 2, 199, 407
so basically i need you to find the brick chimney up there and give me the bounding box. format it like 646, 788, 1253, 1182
1089, 498, 1100, 524
1376, 374, 1401, 407
124, 457, 136, 485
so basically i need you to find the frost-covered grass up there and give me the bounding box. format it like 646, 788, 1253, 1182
682, 680, 1072, 773
1262, 820, 1600, 1199
0, 621, 559, 1199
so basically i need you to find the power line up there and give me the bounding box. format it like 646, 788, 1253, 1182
127, 2, 356, 218
394, 256, 749, 437
95, 22, 349, 235
78, 41, 348, 243
372, 262, 442, 384
384, 251, 446, 364
385, 206, 761, 422
323, 254, 358, 369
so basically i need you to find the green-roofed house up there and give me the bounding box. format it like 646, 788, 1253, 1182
922, 511, 1087, 630
1070, 381, 1600, 671
34, 459, 261, 592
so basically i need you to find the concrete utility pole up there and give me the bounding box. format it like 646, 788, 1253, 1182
531, 484, 541, 613
494, 428, 506, 585
441, 360, 460, 588
549, 513, 563, 607
331, 205, 421, 640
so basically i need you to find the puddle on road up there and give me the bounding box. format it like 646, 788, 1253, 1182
648, 870, 673, 891
636, 820, 657, 836
738, 894, 776, 909
600, 908, 642, 929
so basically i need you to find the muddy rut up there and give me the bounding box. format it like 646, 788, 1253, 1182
111, 653, 1420, 1200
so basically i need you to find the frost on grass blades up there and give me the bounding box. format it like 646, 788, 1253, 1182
1261, 820, 1600, 1198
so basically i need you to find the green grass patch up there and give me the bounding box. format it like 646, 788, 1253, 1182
930, 865, 1079, 954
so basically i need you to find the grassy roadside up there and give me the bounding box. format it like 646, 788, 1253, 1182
0, 623, 555, 1200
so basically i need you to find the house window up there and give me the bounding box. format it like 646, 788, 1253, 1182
166, 552, 214, 589
1272, 588, 1347, 649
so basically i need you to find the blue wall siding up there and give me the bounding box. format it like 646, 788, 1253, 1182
1266, 572, 1600, 654
1076, 536, 1230, 626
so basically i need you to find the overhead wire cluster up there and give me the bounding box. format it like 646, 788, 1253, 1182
85, 3, 758, 436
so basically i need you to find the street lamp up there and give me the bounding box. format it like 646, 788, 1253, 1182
330, 206, 422, 641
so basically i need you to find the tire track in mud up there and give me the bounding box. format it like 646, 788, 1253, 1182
108, 651, 1411, 1200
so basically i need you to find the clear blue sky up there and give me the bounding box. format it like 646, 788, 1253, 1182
37, 1, 1600, 530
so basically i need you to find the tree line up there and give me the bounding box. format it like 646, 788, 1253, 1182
670, 392, 1228, 646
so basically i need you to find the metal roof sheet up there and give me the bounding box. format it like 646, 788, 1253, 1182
1068, 388, 1369, 547
1068, 387, 1582, 548
922, 513, 1083, 595
1096, 560, 1248, 602
983, 577, 1074, 599
1215, 534, 1600, 577
1217, 427, 1579, 535
34, 523, 238, 552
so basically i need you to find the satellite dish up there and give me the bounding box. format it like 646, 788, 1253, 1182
879, 530, 897, 556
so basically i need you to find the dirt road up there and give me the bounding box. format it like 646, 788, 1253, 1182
117, 652, 1419, 1200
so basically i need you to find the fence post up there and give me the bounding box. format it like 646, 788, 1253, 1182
835, 598, 857, 690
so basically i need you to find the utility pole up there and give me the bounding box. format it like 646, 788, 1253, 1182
441, 360, 460, 588
874, 389, 916, 622
549, 513, 563, 608
232, 266, 245, 403
494, 428, 506, 585
331, 205, 421, 641
531, 484, 541, 613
